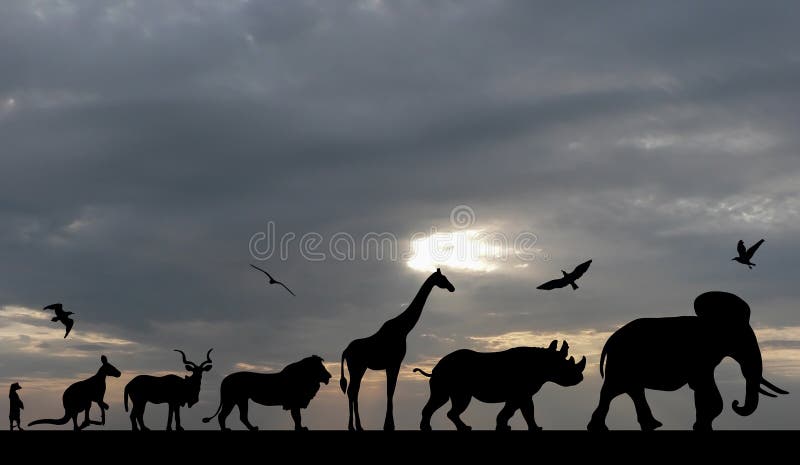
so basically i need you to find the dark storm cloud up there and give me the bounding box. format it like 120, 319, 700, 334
1, 1, 799, 428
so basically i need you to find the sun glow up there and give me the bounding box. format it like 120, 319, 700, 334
406, 229, 505, 273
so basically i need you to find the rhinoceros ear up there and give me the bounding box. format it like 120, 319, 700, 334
548, 340, 558, 351
559, 341, 569, 357
694, 291, 751, 324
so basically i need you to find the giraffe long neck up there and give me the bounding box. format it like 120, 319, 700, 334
392, 275, 437, 336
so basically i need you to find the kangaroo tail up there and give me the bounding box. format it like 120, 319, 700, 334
413, 368, 432, 378
124, 384, 130, 412
202, 400, 222, 423
29, 413, 71, 426
599, 343, 608, 378
340, 347, 349, 394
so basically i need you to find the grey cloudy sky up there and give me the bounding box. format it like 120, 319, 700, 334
1, 0, 799, 430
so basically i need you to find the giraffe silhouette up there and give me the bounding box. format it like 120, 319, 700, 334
340, 268, 455, 431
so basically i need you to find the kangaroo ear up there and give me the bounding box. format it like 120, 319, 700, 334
436, 268, 441, 273
694, 291, 750, 324
548, 340, 558, 350
101, 355, 108, 364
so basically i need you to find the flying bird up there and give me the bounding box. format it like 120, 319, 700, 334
733, 239, 765, 269
537, 259, 592, 291
43, 303, 75, 338
249, 264, 296, 296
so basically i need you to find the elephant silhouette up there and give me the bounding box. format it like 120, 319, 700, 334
587, 291, 788, 431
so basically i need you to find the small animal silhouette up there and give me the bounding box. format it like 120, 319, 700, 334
415, 340, 585, 431
250, 263, 296, 296
733, 239, 765, 269
43, 303, 75, 338
124, 349, 213, 431
203, 355, 331, 431
537, 259, 592, 290
340, 268, 455, 431
28, 355, 121, 430
9, 382, 24, 431
587, 291, 788, 431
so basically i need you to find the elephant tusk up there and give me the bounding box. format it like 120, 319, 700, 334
758, 387, 777, 398
761, 378, 789, 395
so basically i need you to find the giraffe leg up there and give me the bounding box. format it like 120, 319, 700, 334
384, 365, 400, 431
347, 364, 367, 431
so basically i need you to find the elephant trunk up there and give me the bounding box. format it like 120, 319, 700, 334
730, 328, 762, 417
732, 379, 759, 416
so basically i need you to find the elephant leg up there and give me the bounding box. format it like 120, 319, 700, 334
420, 379, 449, 431
495, 401, 519, 431
384, 366, 399, 431
588, 382, 623, 431
447, 394, 472, 431
519, 398, 542, 431
692, 381, 723, 431
291, 408, 307, 431
628, 389, 662, 431
346, 365, 366, 431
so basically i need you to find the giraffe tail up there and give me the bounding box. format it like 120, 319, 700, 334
340, 346, 349, 394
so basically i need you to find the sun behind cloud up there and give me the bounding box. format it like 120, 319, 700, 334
406, 229, 509, 273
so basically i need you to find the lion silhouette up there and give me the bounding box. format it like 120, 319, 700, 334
415, 340, 586, 431
203, 355, 331, 430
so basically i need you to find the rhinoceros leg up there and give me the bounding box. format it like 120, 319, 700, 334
495, 401, 518, 431
446, 394, 472, 431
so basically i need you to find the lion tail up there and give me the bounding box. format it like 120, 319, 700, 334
340, 347, 349, 394
412, 368, 431, 378
202, 399, 223, 423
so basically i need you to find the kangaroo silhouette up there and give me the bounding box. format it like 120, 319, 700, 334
28, 355, 121, 430
340, 268, 455, 431
124, 349, 213, 431
9, 382, 24, 431
415, 340, 586, 431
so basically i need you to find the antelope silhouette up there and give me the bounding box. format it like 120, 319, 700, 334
28, 355, 121, 430
124, 349, 213, 431
340, 268, 455, 430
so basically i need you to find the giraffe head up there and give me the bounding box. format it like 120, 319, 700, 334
432, 268, 455, 292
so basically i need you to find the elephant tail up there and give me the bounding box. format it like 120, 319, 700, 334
413, 368, 432, 377
599, 343, 608, 378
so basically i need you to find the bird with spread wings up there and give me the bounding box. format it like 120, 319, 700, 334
537, 259, 592, 291
249, 264, 296, 296
43, 303, 75, 338
732, 239, 765, 269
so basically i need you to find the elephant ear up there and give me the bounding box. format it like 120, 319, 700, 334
694, 291, 750, 324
